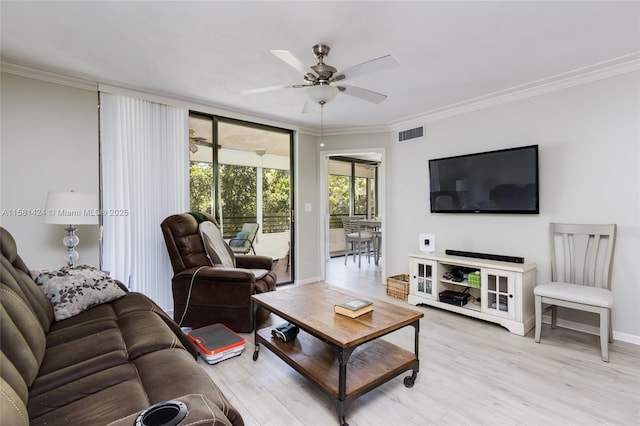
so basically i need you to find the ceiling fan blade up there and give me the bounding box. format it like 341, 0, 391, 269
335, 54, 399, 81
338, 85, 388, 104
301, 99, 320, 114
271, 50, 312, 75
242, 84, 294, 94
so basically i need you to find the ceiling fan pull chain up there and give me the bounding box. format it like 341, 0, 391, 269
320, 101, 325, 147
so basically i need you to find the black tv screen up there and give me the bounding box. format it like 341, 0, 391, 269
429, 145, 539, 214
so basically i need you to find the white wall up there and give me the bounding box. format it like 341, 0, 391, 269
1, 72, 100, 269
319, 71, 640, 339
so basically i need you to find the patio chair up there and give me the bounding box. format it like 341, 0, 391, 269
228, 222, 259, 255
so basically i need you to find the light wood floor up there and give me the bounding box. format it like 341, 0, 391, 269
199, 257, 640, 426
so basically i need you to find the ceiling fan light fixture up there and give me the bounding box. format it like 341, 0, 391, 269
306, 84, 339, 104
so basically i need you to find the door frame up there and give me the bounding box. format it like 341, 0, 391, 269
319, 148, 386, 283
211, 115, 295, 284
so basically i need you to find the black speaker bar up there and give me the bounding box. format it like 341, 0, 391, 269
445, 249, 524, 264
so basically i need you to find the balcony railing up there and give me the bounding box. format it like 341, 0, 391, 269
222, 214, 290, 235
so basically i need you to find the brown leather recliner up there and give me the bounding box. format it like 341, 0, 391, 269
161, 212, 276, 332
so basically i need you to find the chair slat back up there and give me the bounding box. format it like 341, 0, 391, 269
341, 216, 363, 235
550, 223, 616, 289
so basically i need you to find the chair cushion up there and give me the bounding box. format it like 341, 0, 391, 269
199, 222, 235, 268
229, 231, 250, 247
534, 282, 613, 308
347, 232, 373, 239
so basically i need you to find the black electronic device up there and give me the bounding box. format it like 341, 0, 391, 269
439, 290, 471, 307
445, 249, 525, 264
271, 322, 299, 342
429, 145, 539, 214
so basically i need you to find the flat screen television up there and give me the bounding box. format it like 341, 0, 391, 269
429, 145, 539, 214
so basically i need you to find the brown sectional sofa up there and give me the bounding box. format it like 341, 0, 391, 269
0, 227, 244, 425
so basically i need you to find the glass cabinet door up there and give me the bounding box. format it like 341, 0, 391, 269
411, 259, 436, 300
481, 269, 516, 318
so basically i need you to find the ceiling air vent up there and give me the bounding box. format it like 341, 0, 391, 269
398, 125, 425, 143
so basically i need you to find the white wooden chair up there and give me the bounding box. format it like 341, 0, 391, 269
534, 223, 616, 362
341, 216, 373, 268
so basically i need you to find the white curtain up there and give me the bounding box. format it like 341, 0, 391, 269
99, 92, 188, 311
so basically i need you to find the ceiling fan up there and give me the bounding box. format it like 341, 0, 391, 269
243, 44, 399, 113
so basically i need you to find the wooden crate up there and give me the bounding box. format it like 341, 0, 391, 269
386, 274, 410, 301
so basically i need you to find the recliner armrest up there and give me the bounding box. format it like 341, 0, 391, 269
181, 266, 258, 281
235, 255, 274, 270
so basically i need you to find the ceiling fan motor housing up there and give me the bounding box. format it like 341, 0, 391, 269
312, 44, 331, 59
311, 44, 337, 80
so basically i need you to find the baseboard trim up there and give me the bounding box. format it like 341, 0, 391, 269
542, 314, 640, 345
295, 277, 322, 285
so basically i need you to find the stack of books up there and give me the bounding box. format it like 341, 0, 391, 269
334, 299, 373, 318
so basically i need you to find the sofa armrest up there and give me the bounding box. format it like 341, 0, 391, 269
235, 254, 274, 270
107, 394, 238, 426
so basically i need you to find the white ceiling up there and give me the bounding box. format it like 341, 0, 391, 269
1, 1, 639, 133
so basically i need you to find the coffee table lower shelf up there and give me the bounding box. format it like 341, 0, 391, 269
253, 328, 418, 425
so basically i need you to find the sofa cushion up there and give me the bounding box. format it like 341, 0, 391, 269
31, 265, 126, 321
28, 363, 149, 425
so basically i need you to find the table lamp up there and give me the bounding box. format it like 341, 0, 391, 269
44, 191, 98, 267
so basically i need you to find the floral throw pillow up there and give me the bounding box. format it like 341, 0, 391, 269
30, 265, 126, 321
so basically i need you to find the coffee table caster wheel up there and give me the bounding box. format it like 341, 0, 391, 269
252, 347, 259, 361
404, 375, 415, 388
340, 416, 348, 426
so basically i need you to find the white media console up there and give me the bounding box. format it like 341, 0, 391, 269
407, 252, 537, 335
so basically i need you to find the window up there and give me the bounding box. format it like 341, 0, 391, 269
188, 112, 294, 284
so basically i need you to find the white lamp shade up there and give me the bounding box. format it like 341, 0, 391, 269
306, 85, 339, 104
44, 191, 99, 225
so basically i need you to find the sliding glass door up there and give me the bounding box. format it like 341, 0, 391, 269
188, 113, 294, 284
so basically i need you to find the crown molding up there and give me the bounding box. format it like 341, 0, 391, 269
0, 61, 98, 91
390, 53, 640, 131
98, 83, 299, 132
299, 124, 391, 137
0, 61, 299, 132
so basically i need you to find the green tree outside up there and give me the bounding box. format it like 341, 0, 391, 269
190, 162, 213, 213
219, 164, 257, 233
263, 168, 290, 233
329, 174, 350, 228
190, 162, 291, 234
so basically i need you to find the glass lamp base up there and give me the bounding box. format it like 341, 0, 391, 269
63, 226, 80, 267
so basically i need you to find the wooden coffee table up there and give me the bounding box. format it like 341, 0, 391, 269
251, 283, 424, 426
